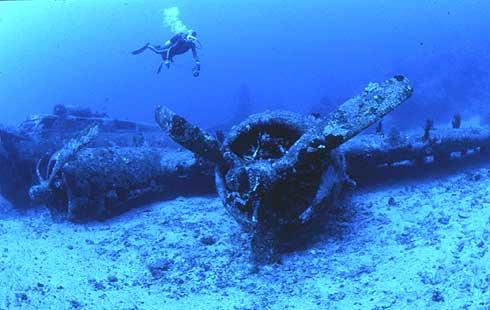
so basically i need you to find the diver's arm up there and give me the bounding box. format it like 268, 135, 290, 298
191, 46, 200, 64
192, 46, 200, 77
165, 47, 173, 68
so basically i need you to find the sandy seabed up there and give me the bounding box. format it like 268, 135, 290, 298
1, 162, 490, 310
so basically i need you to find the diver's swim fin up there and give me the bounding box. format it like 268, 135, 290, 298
156, 63, 163, 74
131, 44, 149, 55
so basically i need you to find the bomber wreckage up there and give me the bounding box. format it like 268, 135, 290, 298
1, 76, 490, 263
0, 105, 213, 220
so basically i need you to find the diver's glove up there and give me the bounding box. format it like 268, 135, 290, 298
165, 60, 171, 68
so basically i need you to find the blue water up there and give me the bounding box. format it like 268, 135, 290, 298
2, 2, 490, 309
1, 1, 488, 129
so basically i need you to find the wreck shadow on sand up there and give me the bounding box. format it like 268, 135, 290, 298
276, 195, 357, 256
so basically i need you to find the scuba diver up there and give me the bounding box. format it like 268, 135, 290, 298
132, 30, 202, 77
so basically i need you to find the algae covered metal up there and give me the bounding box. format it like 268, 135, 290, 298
0, 105, 215, 221
156, 76, 414, 263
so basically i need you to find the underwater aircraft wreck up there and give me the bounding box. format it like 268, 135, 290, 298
155, 76, 414, 263
342, 125, 490, 181
2, 77, 490, 264
0, 105, 214, 220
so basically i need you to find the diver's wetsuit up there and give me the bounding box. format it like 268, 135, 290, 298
163, 33, 199, 62
132, 32, 200, 76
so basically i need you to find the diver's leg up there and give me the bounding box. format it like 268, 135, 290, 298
146, 45, 165, 54
131, 43, 150, 55
156, 54, 169, 73
156, 63, 163, 74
